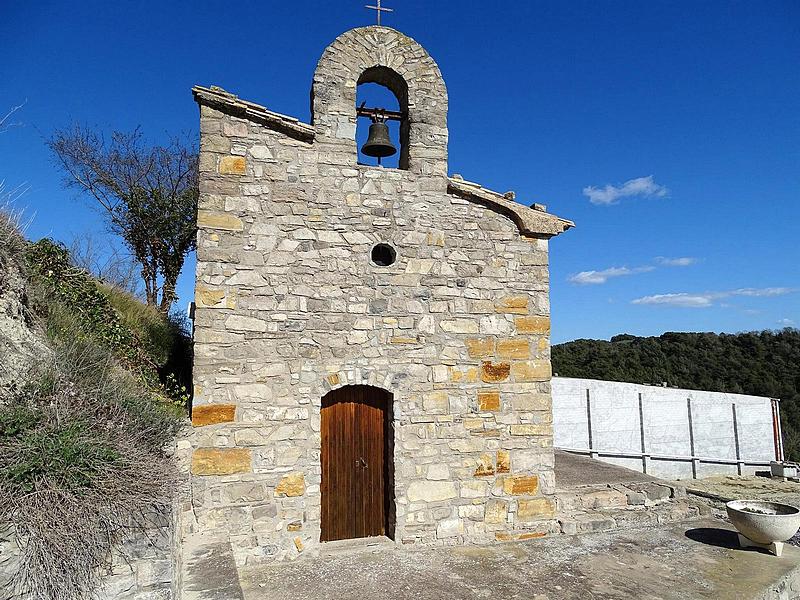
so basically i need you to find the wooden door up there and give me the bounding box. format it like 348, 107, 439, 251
320, 385, 392, 542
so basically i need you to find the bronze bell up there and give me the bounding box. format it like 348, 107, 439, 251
361, 119, 397, 158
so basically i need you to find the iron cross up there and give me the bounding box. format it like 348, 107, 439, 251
365, 0, 393, 25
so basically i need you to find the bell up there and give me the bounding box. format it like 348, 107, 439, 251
361, 120, 397, 158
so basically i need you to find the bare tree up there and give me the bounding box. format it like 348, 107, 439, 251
68, 232, 142, 297
0, 101, 25, 134
48, 126, 198, 312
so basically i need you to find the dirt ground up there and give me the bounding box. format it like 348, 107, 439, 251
237, 519, 800, 600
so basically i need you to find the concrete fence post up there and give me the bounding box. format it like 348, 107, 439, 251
638, 392, 650, 474
586, 389, 598, 460
732, 403, 743, 475
687, 398, 699, 479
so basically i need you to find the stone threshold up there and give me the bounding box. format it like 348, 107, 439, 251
318, 535, 395, 557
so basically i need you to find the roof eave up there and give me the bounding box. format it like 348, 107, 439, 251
447, 177, 574, 238
192, 85, 314, 143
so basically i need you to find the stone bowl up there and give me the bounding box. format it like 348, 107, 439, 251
726, 500, 800, 544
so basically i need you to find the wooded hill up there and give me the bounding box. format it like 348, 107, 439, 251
551, 329, 800, 461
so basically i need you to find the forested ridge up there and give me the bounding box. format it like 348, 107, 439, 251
552, 329, 800, 460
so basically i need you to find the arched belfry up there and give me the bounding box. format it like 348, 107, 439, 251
188, 25, 573, 566
312, 27, 448, 179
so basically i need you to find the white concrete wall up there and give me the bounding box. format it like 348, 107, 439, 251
552, 377, 779, 480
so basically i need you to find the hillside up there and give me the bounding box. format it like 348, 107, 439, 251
552, 330, 800, 461
0, 208, 190, 600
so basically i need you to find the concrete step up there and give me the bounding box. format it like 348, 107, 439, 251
558, 498, 712, 536
555, 481, 686, 512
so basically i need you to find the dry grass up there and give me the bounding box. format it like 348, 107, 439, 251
0, 312, 182, 600
0, 199, 29, 293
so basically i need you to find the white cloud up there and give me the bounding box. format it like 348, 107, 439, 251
632, 287, 796, 308
632, 293, 715, 308
655, 256, 697, 267
583, 175, 669, 206
569, 266, 655, 285
731, 287, 794, 297
777, 318, 795, 326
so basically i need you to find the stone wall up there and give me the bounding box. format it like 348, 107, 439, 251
187, 26, 571, 566
0, 515, 174, 600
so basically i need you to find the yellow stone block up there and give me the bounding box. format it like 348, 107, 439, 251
465, 337, 495, 358
196, 286, 236, 309
293, 536, 304, 552
427, 230, 445, 246
485, 499, 508, 524
197, 287, 224, 306
197, 210, 244, 231
503, 475, 539, 495
191, 448, 251, 475
478, 390, 501, 412
496, 295, 529, 314
275, 472, 305, 497
219, 155, 246, 175
497, 338, 530, 359
515, 315, 550, 335
390, 337, 419, 344
473, 429, 501, 438
496, 449, 511, 474
327, 373, 340, 386
191, 404, 236, 427
511, 360, 551, 382
517, 498, 556, 520
450, 366, 479, 383
474, 453, 495, 477
480, 361, 510, 383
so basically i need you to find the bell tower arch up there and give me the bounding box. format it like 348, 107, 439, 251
311, 26, 448, 183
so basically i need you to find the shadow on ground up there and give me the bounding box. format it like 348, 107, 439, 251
684, 527, 740, 550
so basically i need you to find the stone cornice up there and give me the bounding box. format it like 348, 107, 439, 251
192, 85, 315, 143
447, 177, 574, 238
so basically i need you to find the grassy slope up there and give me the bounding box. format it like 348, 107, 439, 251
0, 213, 189, 600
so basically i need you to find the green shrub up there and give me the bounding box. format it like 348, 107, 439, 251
3, 419, 120, 494
26, 238, 192, 410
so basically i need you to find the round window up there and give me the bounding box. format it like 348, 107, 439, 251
371, 243, 397, 266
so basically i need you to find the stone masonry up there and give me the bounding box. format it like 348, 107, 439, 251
186, 26, 573, 566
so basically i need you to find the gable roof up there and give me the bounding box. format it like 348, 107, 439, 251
193, 85, 574, 238
193, 85, 314, 142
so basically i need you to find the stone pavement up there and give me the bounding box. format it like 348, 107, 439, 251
235, 519, 800, 600
554, 449, 655, 488
680, 475, 800, 510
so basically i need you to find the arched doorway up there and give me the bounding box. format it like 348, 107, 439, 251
320, 385, 394, 542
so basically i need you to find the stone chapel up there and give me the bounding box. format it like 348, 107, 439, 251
187, 25, 573, 564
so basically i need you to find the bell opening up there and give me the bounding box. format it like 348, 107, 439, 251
356, 81, 403, 169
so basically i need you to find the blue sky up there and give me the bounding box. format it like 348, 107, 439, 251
2, 1, 798, 343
